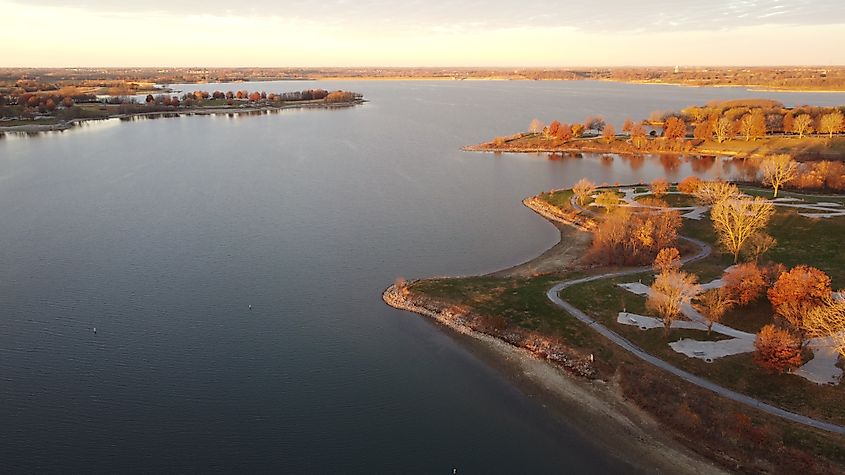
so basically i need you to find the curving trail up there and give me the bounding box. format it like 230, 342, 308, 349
546, 195, 845, 435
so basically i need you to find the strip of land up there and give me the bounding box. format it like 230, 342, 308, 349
0, 99, 364, 134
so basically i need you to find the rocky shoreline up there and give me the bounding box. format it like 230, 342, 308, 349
383, 283, 597, 378
382, 264, 725, 474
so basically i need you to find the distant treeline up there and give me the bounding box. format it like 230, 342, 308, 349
3, 66, 844, 90
0, 88, 362, 121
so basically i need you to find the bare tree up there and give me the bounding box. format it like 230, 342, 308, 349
710, 196, 775, 262
793, 114, 814, 138
713, 116, 734, 143
694, 288, 735, 335
572, 178, 596, 206
529, 118, 544, 134
693, 181, 740, 205
803, 294, 845, 359
647, 270, 701, 336
760, 154, 798, 198
819, 111, 844, 138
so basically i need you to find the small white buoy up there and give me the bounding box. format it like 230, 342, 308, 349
248, 305, 253, 310
93, 327, 97, 334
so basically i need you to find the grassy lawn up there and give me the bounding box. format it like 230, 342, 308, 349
636, 193, 698, 208
536, 189, 574, 210
697, 136, 845, 159
410, 274, 605, 351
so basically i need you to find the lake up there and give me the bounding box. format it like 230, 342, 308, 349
1, 81, 843, 473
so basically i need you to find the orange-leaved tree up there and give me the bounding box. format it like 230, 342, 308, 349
754, 324, 802, 373
652, 247, 681, 274
723, 262, 767, 305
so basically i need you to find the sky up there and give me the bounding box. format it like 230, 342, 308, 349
3, 0, 845, 67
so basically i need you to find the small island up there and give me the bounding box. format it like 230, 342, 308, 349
385, 172, 845, 473
0, 86, 364, 133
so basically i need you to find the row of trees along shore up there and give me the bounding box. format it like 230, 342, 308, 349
0, 88, 361, 120
526, 100, 845, 146
572, 176, 844, 374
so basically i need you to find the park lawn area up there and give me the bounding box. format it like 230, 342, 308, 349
766, 208, 845, 288
559, 274, 845, 425
410, 274, 608, 351
697, 136, 845, 159
682, 204, 845, 287
536, 189, 574, 210
635, 193, 698, 208
739, 185, 845, 205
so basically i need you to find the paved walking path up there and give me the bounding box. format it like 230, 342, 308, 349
546, 255, 845, 434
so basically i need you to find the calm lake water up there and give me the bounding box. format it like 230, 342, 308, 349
1, 81, 843, 473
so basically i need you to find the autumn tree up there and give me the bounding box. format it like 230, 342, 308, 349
694, 288, 735, 335
248, 91, 262, 102
629, 123, 648, 149
647, 270, 701, 336
572, 178, 596, 206
529, 118, 544, 134
602, 124, 616, 143
710, 196, 775, 262
782, 110, 794, 134
768, 265, 832, 332
738, 110, 766, 141
653, 247, 681, 274
677, 176, 702, 194
793, 114, 814, 138
723, 262, 767, 305
693, 181, 740, 205
650, 178, 669, 198
713, 116, 735, 143
556, 123, 573, 141
571, 123, 585, 138
588, 207, 681, 265
803, 295, 845, 359
594, 190, 620, 212
760, 154, 798, 198
622, 118, 634, 133
819, 110, 844, 138
62, 96, 73, 108
662, 117, 686, 140
693, 118, 714, 141
754, 324, 803, 374
547, 120, 561, 138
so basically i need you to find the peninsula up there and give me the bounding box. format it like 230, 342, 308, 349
385, 174, 845, 473
0, 87, 364, 133
468, 99, 845, 167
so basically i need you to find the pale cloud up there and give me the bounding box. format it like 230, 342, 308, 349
2, 0, 844, 66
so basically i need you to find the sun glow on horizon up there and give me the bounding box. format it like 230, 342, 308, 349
3, 0, 845, 67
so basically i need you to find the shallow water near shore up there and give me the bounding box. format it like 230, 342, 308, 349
1, 80, 843, 472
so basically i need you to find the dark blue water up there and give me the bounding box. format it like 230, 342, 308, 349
1, 81, 843, 473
